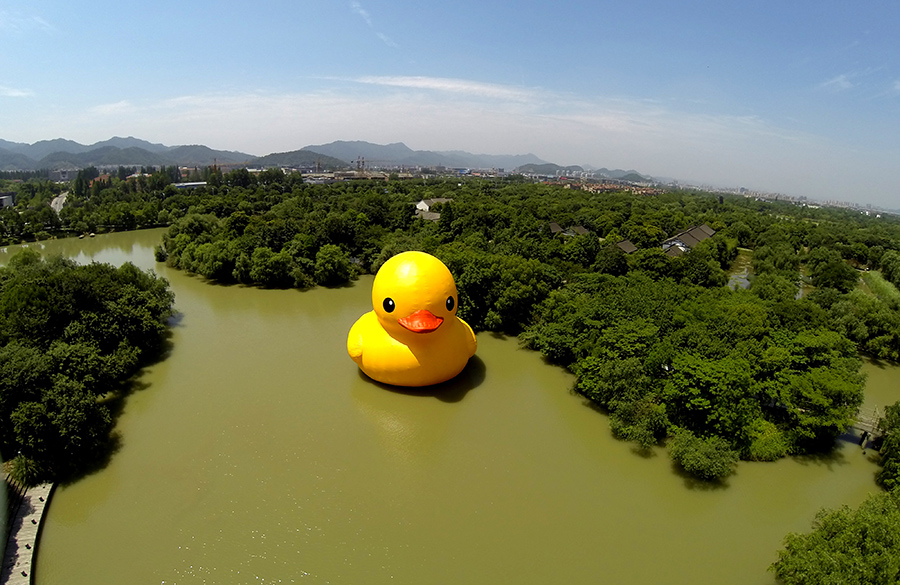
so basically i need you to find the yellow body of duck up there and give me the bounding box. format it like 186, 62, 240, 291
347, 251, 477, 387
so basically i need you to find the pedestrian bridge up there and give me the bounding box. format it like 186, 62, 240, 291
850, 406, 883, 438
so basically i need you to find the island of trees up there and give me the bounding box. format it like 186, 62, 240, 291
3, 165, 900, 580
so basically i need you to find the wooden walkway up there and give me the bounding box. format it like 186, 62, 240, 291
2, 480, 54, 585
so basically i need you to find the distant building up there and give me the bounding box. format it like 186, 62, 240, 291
90, 174, 111, 186
661, 224, 716, 257
616, 240, 638, 254
569, 225, 589, 236
0, 192, 15, 208
414, 198, 451, 222
415, 198, 450, 213
548, 222, 590, 237
49, 169, 79, 182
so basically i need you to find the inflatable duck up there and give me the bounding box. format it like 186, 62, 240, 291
347, 251, 477, 387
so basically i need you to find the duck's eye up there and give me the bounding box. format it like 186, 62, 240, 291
383, 298, 395, 313
446, 296, 455, 312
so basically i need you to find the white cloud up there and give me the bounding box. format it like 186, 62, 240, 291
376, 32, 398, 48
31, 16, 54, 33
0, 85, 32, 97
350, 1, 398, 48
72, 86, 798, 167
354, 76, 541, 102
0, 10, 54, 34
89, 100, 135, 115
6, 77, 894, 205
350, 1, 372, 26
819, 74, 854, 92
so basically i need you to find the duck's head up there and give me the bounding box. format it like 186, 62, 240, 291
372, 251, 459, 337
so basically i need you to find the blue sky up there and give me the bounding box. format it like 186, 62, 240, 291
1, 0, 899, 206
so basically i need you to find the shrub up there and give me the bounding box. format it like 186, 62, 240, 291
6, 455, 46, 486
668, 428, 739, 480
746, 419, 791, 461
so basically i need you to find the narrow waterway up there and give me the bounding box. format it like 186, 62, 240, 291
2, 230, 896, 585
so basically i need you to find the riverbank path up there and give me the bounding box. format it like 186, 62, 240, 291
2, 480, 53, 585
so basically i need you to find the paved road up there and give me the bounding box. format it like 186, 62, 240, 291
2, 482, 53, 585
50, 191, 68, 214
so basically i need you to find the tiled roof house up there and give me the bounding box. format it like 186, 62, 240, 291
661, 224, 716, 257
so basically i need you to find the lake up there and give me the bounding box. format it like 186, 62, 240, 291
2, 230, 896, 585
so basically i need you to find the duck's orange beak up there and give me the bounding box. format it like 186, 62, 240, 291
398, 309, 444, 333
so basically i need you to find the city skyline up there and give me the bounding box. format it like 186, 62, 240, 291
1, 1, 899, 207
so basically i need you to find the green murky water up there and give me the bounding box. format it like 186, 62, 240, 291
3, 230, 897, 585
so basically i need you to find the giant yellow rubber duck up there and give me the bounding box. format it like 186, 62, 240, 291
347, 251, 477, 387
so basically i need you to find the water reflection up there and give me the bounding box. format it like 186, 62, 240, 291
727, 249, 752, 290
355, 355, 486, 403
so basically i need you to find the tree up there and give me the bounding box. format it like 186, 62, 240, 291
314, 244, 353, 286
628, 248, 672, 279
752, 273, 798, 303
663, 353, 757, 444
249, 247, 293, 288
0, 251, 175, 483
592, 244, 628, 276
881, 250, 900, 288
668, 428, 739, 481
807, 248, 859, 292
765, 329, 865, 449
753, 242, 800, 279
771, 490, 900, 584
877, 402, 900, 490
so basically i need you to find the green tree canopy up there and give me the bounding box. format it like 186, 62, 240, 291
0, 251, 175, 483
771, 490, 900, 584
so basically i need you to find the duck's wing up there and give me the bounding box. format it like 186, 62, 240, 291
460, 317, 477, 357
347, 313, 369, 364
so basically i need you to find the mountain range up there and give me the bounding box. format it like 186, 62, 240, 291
298, 140, 547, 171
0, 136, 649, 180
0, 137, 251, 170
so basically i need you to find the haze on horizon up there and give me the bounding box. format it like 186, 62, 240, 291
1, 1, 898, 207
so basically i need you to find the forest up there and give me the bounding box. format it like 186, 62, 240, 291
5, 167, 900, 482
4, 167, 900, 578
0, 248, 174, 484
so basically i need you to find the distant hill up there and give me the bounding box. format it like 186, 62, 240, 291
164, 144, 251, 166
23, 138, 92, 160
39, 146, 174, 169
618, 172, 649, 183
515, 163, 585, 175
0, 137, 252, 170
593, 167, 647, 181
0, 148, 41, 171
433, 150, 544, 170
304, 140, 416, 165
249, 149, 349, 170
94, 136, 170, 153
302, 140, 547, 170
0, 137, 653, 183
